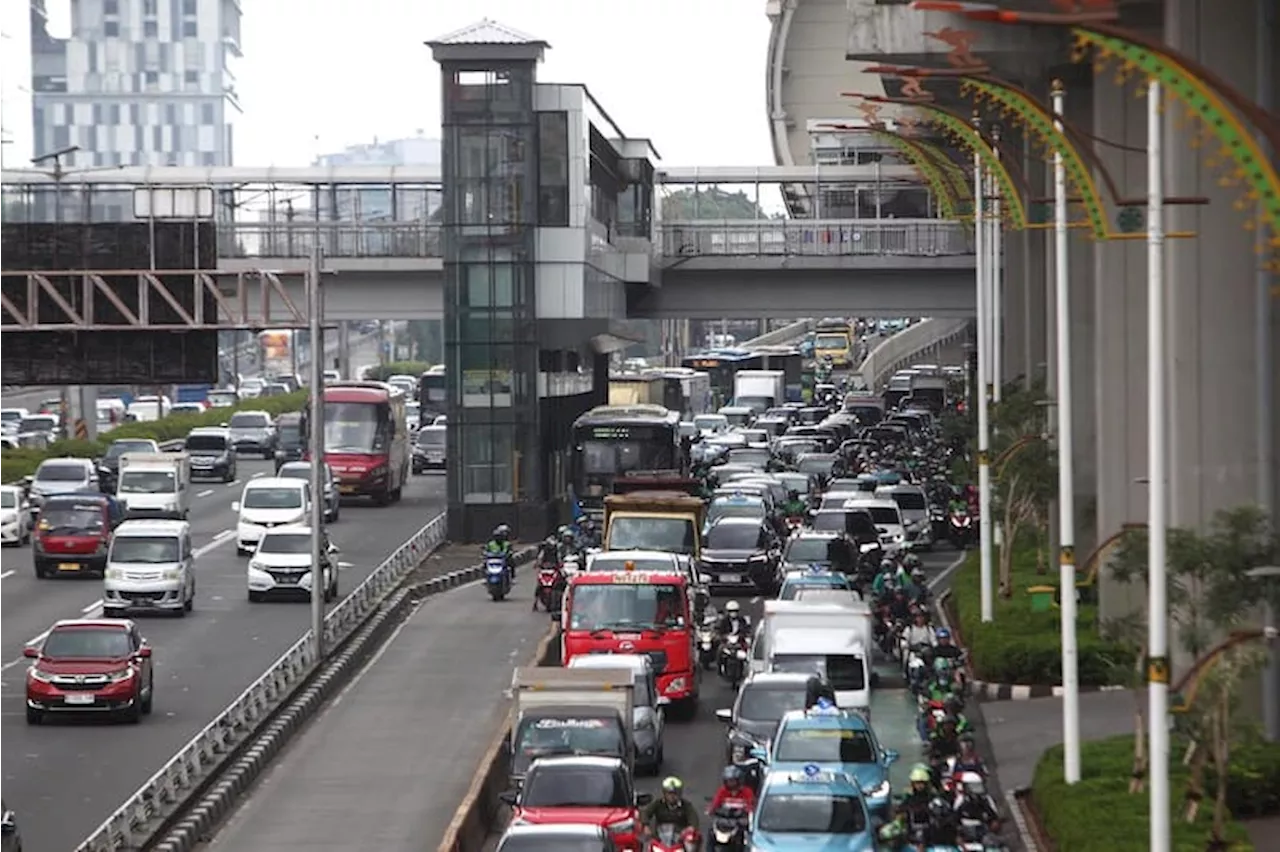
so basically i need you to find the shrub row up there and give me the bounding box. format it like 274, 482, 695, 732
1, 391, 308, 485
1032, 734, 1280, 851
948, 546, 1135, 686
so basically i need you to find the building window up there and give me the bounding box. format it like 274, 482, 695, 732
459, 423, 514, 503
144, 70, 159, 88
104, 20, 119, 37
104, 0, 118, 14
537, 112, 570, 227
144, 0, 158, 14
201, 103, 215, 124
182, 20, 198, 38
463, 263, 517, 308
185, 70, 199, 86
182, 0, 197, 14
143, 20, 158, 38
456, 342, 515, 408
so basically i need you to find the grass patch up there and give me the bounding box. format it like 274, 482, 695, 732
948, 543, 1135, 686
1, 391, 308, 485
1032, 734, 1280, 851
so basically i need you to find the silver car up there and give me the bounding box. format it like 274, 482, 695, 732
26, 458, 98, 521
103, 520, 196, 616
227, 411, 277, 458
276, 461, 340, 523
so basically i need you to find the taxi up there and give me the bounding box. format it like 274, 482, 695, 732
703, 493, 768, 533
749, 765, 876, 851
750, 706, 898, 817
777, 568, 854, 602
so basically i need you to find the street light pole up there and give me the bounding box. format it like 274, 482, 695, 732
307, 247, 326, 662
973, 111, 994, 624
991, 126, 1003, 405
1051, 78, 1081, 784
1145, 77, 1171, 852
1246, 566, 1280, 742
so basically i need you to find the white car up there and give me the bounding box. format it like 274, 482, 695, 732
247, 525, 339, 602
232, 478, 311, 555
103, 520, 196, 616
0, 485, 31, 546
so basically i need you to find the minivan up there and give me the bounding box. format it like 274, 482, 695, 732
232, 478, 311, 555
103, 519, 196, 616
32, 493, 124, 578
184, 428, 237, 482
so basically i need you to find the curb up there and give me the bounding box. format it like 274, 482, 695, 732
149, 546, 537, 852
935, 589, 1127, 702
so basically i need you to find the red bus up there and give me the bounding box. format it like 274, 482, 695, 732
318, 381, 410, 506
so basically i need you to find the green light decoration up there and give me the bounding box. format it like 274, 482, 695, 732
916, 139, 976, 211
917, 105, 1029, 231
1116, 205, 1144, 234
873, 132, 962, 219
1073, 27, 1280, 247
961, 78, 1111, 241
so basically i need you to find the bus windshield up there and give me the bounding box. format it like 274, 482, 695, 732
814, 334, 849, 351
607, 516, 696, 555
324, 401, 387, 453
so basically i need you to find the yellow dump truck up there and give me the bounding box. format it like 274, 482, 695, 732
603, 477, 706, 562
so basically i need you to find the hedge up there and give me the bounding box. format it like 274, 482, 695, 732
948, 544, 1136, 686
1032, 734, 1280, 851
361, 361, 432, 382
1, 390, 308, 485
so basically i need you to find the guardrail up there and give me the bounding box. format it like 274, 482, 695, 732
859, 318, 972, 391
741, 318, 813, 348
658, 219, 973, 258
218, 222, 441, 259
76, 512, 451, 852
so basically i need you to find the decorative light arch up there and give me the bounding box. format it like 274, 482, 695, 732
818, 121, 963, 219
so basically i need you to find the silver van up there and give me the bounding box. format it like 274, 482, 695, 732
103, 519, 196, 616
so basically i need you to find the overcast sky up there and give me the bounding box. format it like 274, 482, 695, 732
3, 1, 789, 204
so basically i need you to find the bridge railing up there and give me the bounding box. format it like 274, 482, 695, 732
859, 318, 972, 390
658, 219, 973, 258
218, 221, 441, 259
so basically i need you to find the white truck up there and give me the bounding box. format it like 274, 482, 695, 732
753, 600, 875, 714
731, 370, 787, 413
116, 452, 192, 520
510, 667, 636, 785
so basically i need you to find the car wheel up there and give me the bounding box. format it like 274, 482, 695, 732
185, 585, 194, 612
32, 564, 45, 579
141, 677, 153, 714
25, 707, 41, 725
248, 590, 262, 602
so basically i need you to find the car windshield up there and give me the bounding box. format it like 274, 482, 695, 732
278, 465, 330, 483
41, 628, 132, 659
738, 685, 809, 723
229, 413, 269, 428
771, 654, 866, 692
257, 533, 311, 554
889, 491, 927, 511
498, 836, 606, 852
277, 423, 303, 445
37, 503, 104, 532
694, 415, 726, 431
756, 793, 866, 834
775, 726, 876, 763
797, 457, 836, 476
588, 557, 673, 574
185, 434, 227, 451
324, 401, 384, 453
106, 441, 155, 458
568, 583, 685, 631
0, 490, 15, 509
814, 333, 848, 350
727, 449, 770, 467
418, 429, 445, 447
118, 470, 176, 493
521, 766, 629, 809
111, 536, 180, 563
607, 516, 695, 555
36, 463, 86, 482
707, 501, 765, 524
19, 417, 56, 432
784, 538, 835, 564
243, 488, 302, 509
867, 507, 901, 525
705, 523, 762, 551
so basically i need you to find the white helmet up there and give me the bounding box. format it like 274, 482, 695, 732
725, 600, 741, 614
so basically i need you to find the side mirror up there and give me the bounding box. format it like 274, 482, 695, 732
714, 708, 733, 724
497, 790, 518, 807
136, 646, 153, 658
21, 475, 33, 486
636, 793, 653, 807
884, 748, 900, 765
220, 422, 228, 428
231, 501, 240, 512
22, 646, 39, 658
749, 746, 768, 762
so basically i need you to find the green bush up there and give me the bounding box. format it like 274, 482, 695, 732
1, 391, 308, 485
1208, 732, 1280, 818
361, 361, 431, 382
1032, 735, 1273, 851
948, 546, 1136, 686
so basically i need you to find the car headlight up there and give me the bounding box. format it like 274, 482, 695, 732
105, 568, 124, 580
106, 667, 135, 683
27, 666, 53, 683
249, 561, 266, 572
865, 780, 891, 799
606, 818, 635, 834
162, 568, 181, 581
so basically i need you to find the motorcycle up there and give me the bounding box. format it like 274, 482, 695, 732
948, 509, 975, 549
697, 615, 719, 671
958, 818, 1006, 851
484, 555, 511, 602
785, 515, 804, 533
707, 803, 750, 852
719, 632, 749, 689
533, 562, 564, 612
646, 823, 699, 852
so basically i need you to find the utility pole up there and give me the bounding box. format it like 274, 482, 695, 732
307, 247, 326, 662
973, 112, 994, 624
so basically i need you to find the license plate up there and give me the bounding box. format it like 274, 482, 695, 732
64, 693, 95, 705
57, 563, 81, 572
339, 485, 357, 494
718, 573, 742, 583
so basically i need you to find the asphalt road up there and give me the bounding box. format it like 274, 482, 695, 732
0, 462, 447, 852
200, 580, 553, 851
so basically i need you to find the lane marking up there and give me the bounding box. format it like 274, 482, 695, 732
0, 570, 13, 580
197, 489, 215, 498
250, 472, 265, 479
193, 529, 236, 559
225, 480, 241, 488
928, 552, 967, 591
81, 599, 103, 615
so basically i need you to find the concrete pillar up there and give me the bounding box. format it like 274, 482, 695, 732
1015, 130, 1048, 388
1091, 67, 1154, 623
1164, 0, 1267, 527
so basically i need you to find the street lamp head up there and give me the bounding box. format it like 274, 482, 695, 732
31, 145, 79, 165
1051, 78, 1066, 95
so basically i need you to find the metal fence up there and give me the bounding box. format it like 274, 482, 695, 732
658, 219, 974, 258
76, 513, 449, 852
217, 222, 442, 259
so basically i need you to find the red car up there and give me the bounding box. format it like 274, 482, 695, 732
24, 619, 154, 724
500, 756, 650, 852
32, 494, 124, 578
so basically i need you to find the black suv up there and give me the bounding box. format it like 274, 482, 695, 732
184, 428, 237, 482
700, 516, 782, 594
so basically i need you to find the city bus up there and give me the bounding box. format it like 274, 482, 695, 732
319, 381, 410, 506
813, 318, 854, 368
680, 349, 764, 409
417, 366, 446, 422
571, 404, 682, 516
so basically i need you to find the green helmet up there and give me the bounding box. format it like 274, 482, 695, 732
661, 776, 684, 793
909, 764, 932, 784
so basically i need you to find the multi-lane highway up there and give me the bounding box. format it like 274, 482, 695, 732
0, 460, 447, 852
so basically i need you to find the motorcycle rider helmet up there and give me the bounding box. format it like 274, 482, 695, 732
725, 600, 741, 615
721, 766, 743, 788
661, 776, 684, 794
935, 627, 952, 642
908, 764, 932, 786
940, 714, 959, 731
493, 524, 511, 542
880, 558, 896, 573
959, 771, 985, 796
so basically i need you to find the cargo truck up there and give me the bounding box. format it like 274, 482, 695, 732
116, 452, 192, 519
510, 666, 635, 785
754, 600, 874, 715
604, 475, 706, 561
731, 370, 786, 414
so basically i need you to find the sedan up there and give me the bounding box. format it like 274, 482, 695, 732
0, 486, 31, 546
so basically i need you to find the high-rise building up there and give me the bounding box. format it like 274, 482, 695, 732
313, 133, 442, 169
30, 0, 242, 168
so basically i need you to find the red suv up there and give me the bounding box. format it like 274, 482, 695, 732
499, 756, 650, 852
32, 494, 124, 578
24, 619, 154, 724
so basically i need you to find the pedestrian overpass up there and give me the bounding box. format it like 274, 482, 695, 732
0, 164, 976, 328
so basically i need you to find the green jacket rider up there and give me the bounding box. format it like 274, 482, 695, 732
872, 568, 914, 598
641, 777, 700, 834
781, 493, 808, 517
894, 765, 938, 818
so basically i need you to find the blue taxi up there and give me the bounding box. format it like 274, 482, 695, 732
777, 568, 855, 601
704, 493, 768, 533
749, 765, 876, 851
750, 706, 897, 817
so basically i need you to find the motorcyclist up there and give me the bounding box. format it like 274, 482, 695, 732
925, 669, 962, 704
924, 795, 959, 847
953, 734, 987, 776
825, 534, 856, 576
715, 600, 751, 640
933, 628, 965, 665
536, 536, 560, 569
641, 776, 700, 838
928, 715, 968, 761
895, 765, 938, 829
902, 608, 937, 650
556, 525, 578, 559
575, 516, 599, 549
781, 488, 808, 519
707, 765, 756, 815
483, 524, 515, 579
954, 771, 1001, 829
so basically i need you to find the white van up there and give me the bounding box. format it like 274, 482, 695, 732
841, 496, 906, 552
103, 519, 195, 616
232, 477, 311, 555
755, 600, 875, 714
117, 453, 191, 520
126, 395, 171, 422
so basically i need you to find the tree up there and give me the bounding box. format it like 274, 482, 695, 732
661, 187, 773, 221
989, 382, 1055, 593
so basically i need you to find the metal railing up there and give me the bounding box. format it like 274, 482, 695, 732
76, 513, 449, 852
859, 318, 972, 390
217, 222, 442, 259
658, 219, 974, 258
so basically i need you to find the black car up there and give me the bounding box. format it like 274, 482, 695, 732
96, 439, 161, 492
699, 517, 781, 594
183, 428, 237, 482
780, 530, 847, 574
272, 412, 306, 471
412, 425, 446, 473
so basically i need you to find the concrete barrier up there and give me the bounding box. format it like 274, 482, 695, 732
741, 318, 812, 349
437, 626, 559, 852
